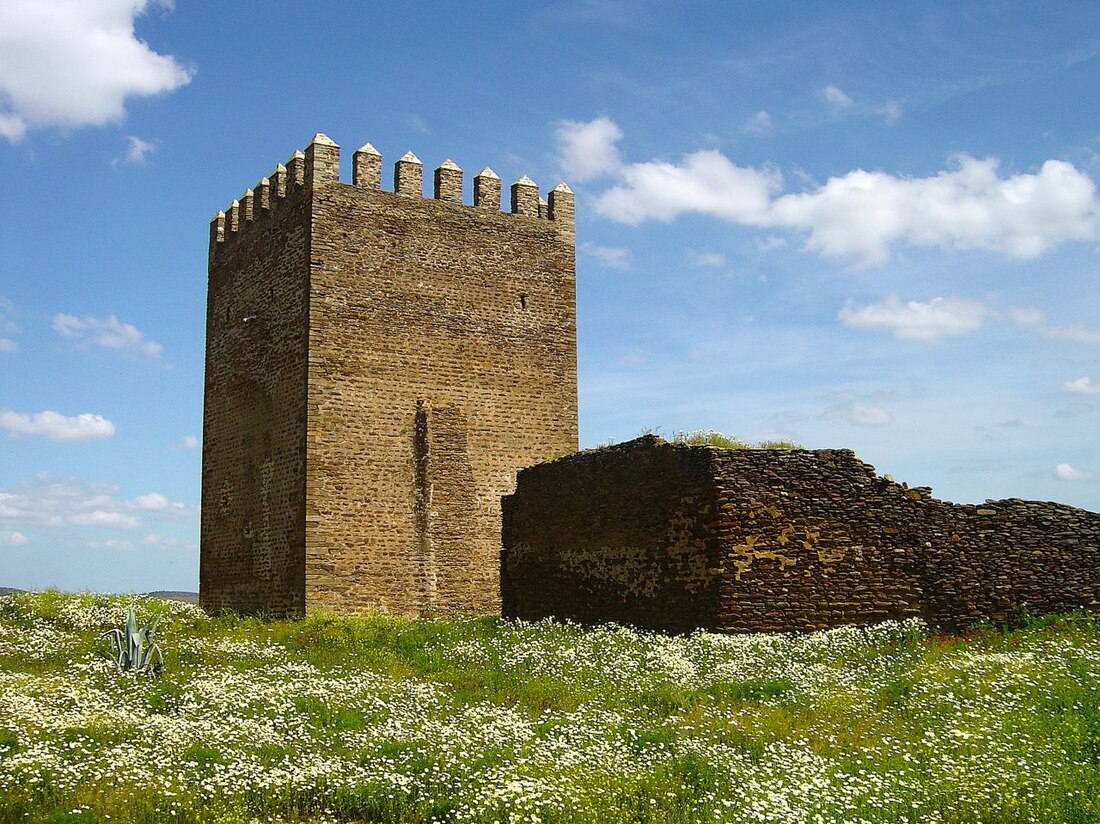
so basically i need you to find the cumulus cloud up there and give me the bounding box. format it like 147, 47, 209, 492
53, 313, 162, 358
0, 530, 28, 547
0, 296, 18, 352
1064, 376, 1100, 395
70, 510, 139, 528
1012, 309, 1100, 346
175, 434, 200, 450
142, 533, 195, 550
596, 149, 783, 225
0, 474, 195, 546
0, 475, 120, 527
113, 135, 156, 166
0, 0, 192, 141
555, 116, 623, 182
755, 235, 787, 252
820, 402, 893, 427
820, 84, 854, 113
1054, 463, 1093, 481
838, 296, 992, 342
742, 110, 774, 135
584, 118, 1100, 266
88, 538, 135, 550
768, 157, 1098, 266
580, 242, 631, 270
0, 410, 115, 442
876, 100, 903, 124
688, 250, 727, 268
131, 492, 168, 510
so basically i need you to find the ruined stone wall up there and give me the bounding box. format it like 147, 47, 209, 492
202, 134, 578, 617
304, 143, 577, 614
922, 499, 1100, 628
200, 161, 312, 616
502, 437, 1100, 632
711, 448, 928, 631
502, 437, 721, 632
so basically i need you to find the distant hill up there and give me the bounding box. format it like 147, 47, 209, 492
146, 591, 200, 605
0, 587, 199, 604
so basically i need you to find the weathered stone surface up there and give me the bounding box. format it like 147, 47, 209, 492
202, 135, 578, 617
502, 436, 1100, 632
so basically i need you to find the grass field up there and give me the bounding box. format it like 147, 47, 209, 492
2, 591, 1100, 823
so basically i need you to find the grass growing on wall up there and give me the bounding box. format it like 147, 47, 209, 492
596, 429, 803, 451
670, 429, 802, 450
2, 591, 1100, 823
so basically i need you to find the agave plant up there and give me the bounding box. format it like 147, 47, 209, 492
102, 607, 163, 675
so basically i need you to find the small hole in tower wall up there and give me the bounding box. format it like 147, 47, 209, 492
519, 294, 527, 310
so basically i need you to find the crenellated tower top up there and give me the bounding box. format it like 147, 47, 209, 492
210, 133, 575, 255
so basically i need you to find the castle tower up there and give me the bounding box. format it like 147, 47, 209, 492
201, 134, 578, 616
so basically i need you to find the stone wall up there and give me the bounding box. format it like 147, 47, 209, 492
200, 163, 310, 617
502, 436, 1100, 632
501, 437, 721, 632
202, 134, 578, 617
304, 145, 578, 614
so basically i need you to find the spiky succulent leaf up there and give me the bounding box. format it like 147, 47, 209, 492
100, 607, 164, 675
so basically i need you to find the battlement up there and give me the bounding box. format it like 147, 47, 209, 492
210, 133, 575, 255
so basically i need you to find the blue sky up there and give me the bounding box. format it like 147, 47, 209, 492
2, 1, 1099, 592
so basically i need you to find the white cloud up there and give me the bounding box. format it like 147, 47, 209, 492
688, 250, 727, 268
0, 474, 195, 549
821, 402, 894, 427
401, 113, 430, 135
87, 538, 135, 550
768, 156, 1098, 266
1012, 309, 1100, 346
142, 533, 195, 550
1009, 307, 1046, 328
755, 235, 787, 252
175, 434, 199, 450
114, 135, 155, 166
53, 313, 162, 358
877, 100, 903, 124
0, 297, 18, 351
1055, 401, 1098, 419
0, 410, 115, 442
555, 116, 623, 182
0, 530, 28, 547
742, 110, 774, 135
596, 149, 782, 225
70, 510, 139, 528
590, 122, 1099, 266
821, 84, 854, 113
1054, 463, 1093, 481
838, 296, 991, 342
580, 242, 631, 270
131, 492, 168, 510
0, 0, 192, 142
1064, 376, 1100, 395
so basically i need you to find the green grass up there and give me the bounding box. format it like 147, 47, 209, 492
2, 592, 1100, 823
670, 428, 802, 450
598, 428, 802, 450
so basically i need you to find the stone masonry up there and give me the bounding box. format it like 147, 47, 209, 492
201, 134, 578, 617
502, 436, 1100, 632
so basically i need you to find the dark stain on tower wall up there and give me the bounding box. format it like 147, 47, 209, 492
201, 134, 578, 616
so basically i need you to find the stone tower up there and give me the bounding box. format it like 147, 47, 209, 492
200, 133, 578, 617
